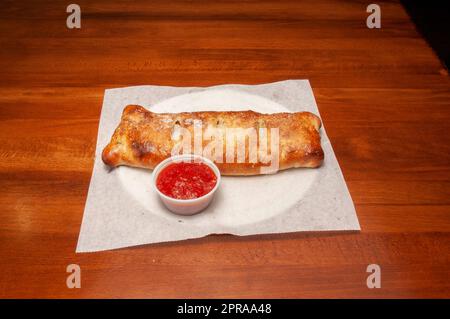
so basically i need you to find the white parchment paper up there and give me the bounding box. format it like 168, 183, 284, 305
76, 80, 360, 252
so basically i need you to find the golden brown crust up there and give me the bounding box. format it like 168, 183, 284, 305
102, 105, 324, 175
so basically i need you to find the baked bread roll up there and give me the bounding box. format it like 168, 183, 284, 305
102, 105, 324, 175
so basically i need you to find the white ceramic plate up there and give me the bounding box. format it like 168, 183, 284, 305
117, 89, 319, 227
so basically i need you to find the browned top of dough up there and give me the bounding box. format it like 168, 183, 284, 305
102, 105, 324, 175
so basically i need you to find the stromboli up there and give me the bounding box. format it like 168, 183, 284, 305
102, 104, 324, 175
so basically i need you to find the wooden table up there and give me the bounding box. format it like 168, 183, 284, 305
1, 0, 449, 298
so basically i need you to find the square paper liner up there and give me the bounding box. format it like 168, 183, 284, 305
77, 80, 360, 252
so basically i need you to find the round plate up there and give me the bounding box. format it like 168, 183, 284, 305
118, 89, 318, 227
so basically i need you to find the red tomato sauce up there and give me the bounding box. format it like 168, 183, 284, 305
156, 162, 217, 200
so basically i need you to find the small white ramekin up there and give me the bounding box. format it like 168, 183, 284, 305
152, 154, 221, 215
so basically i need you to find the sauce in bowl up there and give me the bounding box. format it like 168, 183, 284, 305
156, 162, 218, 200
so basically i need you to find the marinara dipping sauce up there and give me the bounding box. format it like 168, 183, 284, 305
156, 162, 218, 200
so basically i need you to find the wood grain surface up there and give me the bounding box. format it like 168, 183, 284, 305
0, 0, 449, 298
